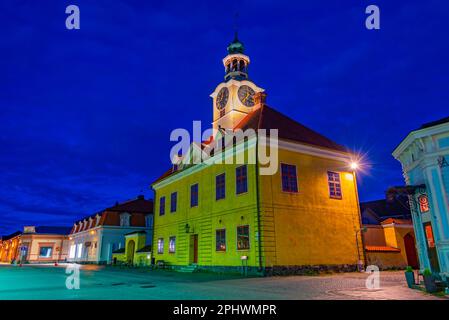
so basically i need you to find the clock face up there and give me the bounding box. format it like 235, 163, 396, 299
216, 87, 229, 110
238, 85, 256, 107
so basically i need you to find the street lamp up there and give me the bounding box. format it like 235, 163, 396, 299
348, 159, 368, 271
350, 161, 359, 170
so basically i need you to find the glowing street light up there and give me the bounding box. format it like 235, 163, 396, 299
350, 162, 359, 170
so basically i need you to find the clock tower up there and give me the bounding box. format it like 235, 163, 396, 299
211, 33, 264, 130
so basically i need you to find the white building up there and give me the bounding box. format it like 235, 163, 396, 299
67, 195, 153, 264
393, 117, 449, 282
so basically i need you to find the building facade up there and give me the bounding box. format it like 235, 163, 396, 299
0, 227, 70, 264
0, 231, 21, 263
393, 117, 449, 281
67, 196, 153, 264
112, 231, 152, 267
361, 198, 418, 269
151, 36, 364, 275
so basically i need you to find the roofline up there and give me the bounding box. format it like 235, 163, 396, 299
152, 137, 354, 189
393, 120, 449, 158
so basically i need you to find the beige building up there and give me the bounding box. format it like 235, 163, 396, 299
0, 226, 71, 264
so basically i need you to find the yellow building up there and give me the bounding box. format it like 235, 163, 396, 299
151, 35, 364, 275
112, 231, 152, 267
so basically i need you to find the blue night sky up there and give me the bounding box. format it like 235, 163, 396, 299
1, 1, 448, 235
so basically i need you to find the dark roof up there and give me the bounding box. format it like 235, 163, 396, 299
107, 196, 153, 213
33, 226, 72, 235
234, 105, 347, 152
360, 196, 411, 224
1, 231, 21, 241
420, 116, 449, 129
227, 32, 244, 54
75, 196, 153, 223
152, 105, 349, 185
136, 245, 152, 253
112, 248, 125, 254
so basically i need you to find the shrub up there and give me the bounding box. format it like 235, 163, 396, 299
423, 268, 432, 276
405, 266, 413, 272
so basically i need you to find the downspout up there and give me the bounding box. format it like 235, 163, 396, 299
255, 129, 264, 275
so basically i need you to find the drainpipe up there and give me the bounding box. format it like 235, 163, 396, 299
255, 132, 264, 275
353, 171, 367, 270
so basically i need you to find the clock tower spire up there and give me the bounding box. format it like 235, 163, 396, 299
223, 32, 250, 82
211, 34, 264, 130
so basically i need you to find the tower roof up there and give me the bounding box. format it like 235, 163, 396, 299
227, 32, 245, 54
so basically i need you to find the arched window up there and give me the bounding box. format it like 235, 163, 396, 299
239, 60, 245, 72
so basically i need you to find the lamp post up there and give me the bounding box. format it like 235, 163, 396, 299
350, 161, 367, 272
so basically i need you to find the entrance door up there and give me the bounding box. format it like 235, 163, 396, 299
404, 233, 419, 269
424, 223, 440, 272
192, 235, 198, 264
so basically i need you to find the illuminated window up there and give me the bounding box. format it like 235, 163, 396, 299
237, 225, 250, 250
328, 171, 342, 199
157, 238, 164, 254
76, 244, 83, 258
190, 184, 199, 207
69, 245, 76, 259
216, 229, 226, 251
236, 165, 248, 194
159, 196, 165, 216
419, 195, 430, 213
39, 247, 52, 258
170, 192, 177, 213
281, 163, 298, 192
425, 224, 435, 248
216, 173, 226, 200
169, 236, 176, 253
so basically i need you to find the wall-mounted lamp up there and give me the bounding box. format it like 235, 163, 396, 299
185, 223, 194, 234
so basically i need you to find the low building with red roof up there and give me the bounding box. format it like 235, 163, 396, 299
361, 197, 418, 269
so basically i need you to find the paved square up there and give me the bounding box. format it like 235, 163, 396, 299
0, 264, 444, 300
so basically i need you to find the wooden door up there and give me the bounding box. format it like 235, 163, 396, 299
404, 233, 419, 269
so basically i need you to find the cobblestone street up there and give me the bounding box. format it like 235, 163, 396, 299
0, 264, 445, 300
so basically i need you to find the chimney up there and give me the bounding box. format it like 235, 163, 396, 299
137, 195, 145, 200
254, 91, 267, 108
